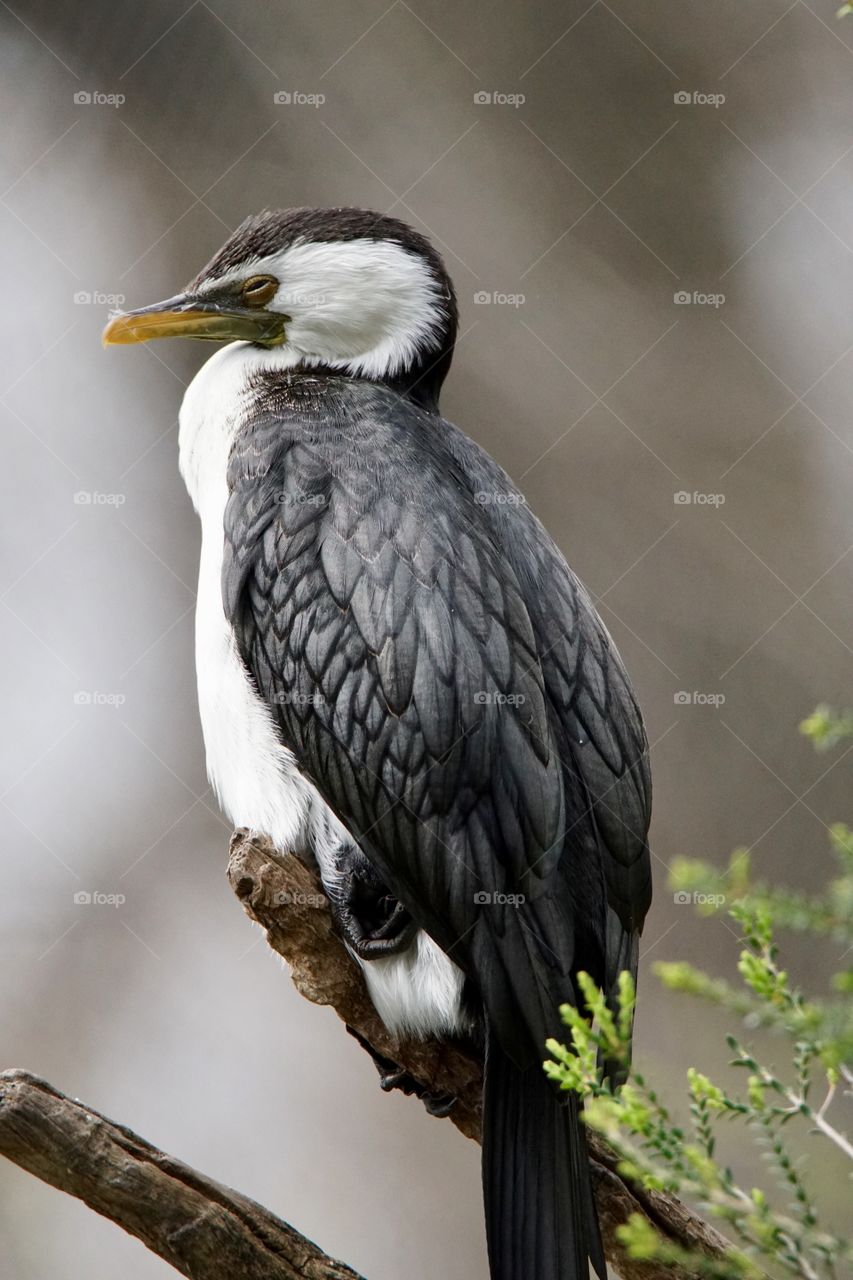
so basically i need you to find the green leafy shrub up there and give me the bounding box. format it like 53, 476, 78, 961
545, 709, 853, 1279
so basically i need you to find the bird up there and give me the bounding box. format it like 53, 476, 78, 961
103, 206, 652, 1280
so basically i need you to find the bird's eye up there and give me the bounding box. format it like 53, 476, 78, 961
241, 275, 278, 307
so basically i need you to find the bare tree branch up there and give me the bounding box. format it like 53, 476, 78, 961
0, 1068, 364, 1280
0, 829, 741, 1280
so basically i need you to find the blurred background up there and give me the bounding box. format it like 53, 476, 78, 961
1, 2, 851, 1276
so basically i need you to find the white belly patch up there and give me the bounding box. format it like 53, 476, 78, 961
194, 527, 316, 854
178, 342, 469, 1040
361, 931, 470, 1039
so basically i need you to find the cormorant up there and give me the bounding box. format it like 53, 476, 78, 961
104, 207, 652, 1280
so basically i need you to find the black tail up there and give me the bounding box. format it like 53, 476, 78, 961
601, 912, 640, 1089
482, 1028, 605, 1280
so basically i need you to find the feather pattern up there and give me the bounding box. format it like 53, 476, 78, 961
222, 371, 651, 1060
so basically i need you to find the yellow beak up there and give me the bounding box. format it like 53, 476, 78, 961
102, 294, 286, 348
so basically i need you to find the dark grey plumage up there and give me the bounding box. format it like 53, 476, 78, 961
221, 367, 651, 1280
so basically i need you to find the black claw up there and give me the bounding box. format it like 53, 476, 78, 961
346, 1026, 458, 1118
422, 1090, 457, 1118
380, 1066, 457, 1116
379, 1067, 419, 1096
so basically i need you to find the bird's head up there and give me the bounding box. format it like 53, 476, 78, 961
103, 207, 458, 406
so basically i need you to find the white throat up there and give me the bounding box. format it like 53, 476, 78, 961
177, 341, 299, 514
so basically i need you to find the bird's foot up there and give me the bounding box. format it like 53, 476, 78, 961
327, 847, 418, 959
346, 1026, 457, 1118
378, 1067, 457, 1117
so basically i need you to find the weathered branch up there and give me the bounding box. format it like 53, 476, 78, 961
0, 829, 740, 1280
0, 1068, 363, 1280
228, 831, 740, 1280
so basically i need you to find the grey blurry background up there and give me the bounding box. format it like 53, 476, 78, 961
1, 2, 852, 1277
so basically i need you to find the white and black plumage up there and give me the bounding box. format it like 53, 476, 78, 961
104, 207, 653, 1280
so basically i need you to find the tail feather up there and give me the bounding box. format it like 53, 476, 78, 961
601, 913, 640, 1088
482, 1027, 605, 1280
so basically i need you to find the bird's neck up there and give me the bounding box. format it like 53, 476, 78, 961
178, 337, 452, 512
190, 337, 451, 415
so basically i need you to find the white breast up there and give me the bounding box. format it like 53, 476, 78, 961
178, 342, 470, 1039
179, 342, 318, 853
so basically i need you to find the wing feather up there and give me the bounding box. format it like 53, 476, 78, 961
223, 377, 650, 1055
